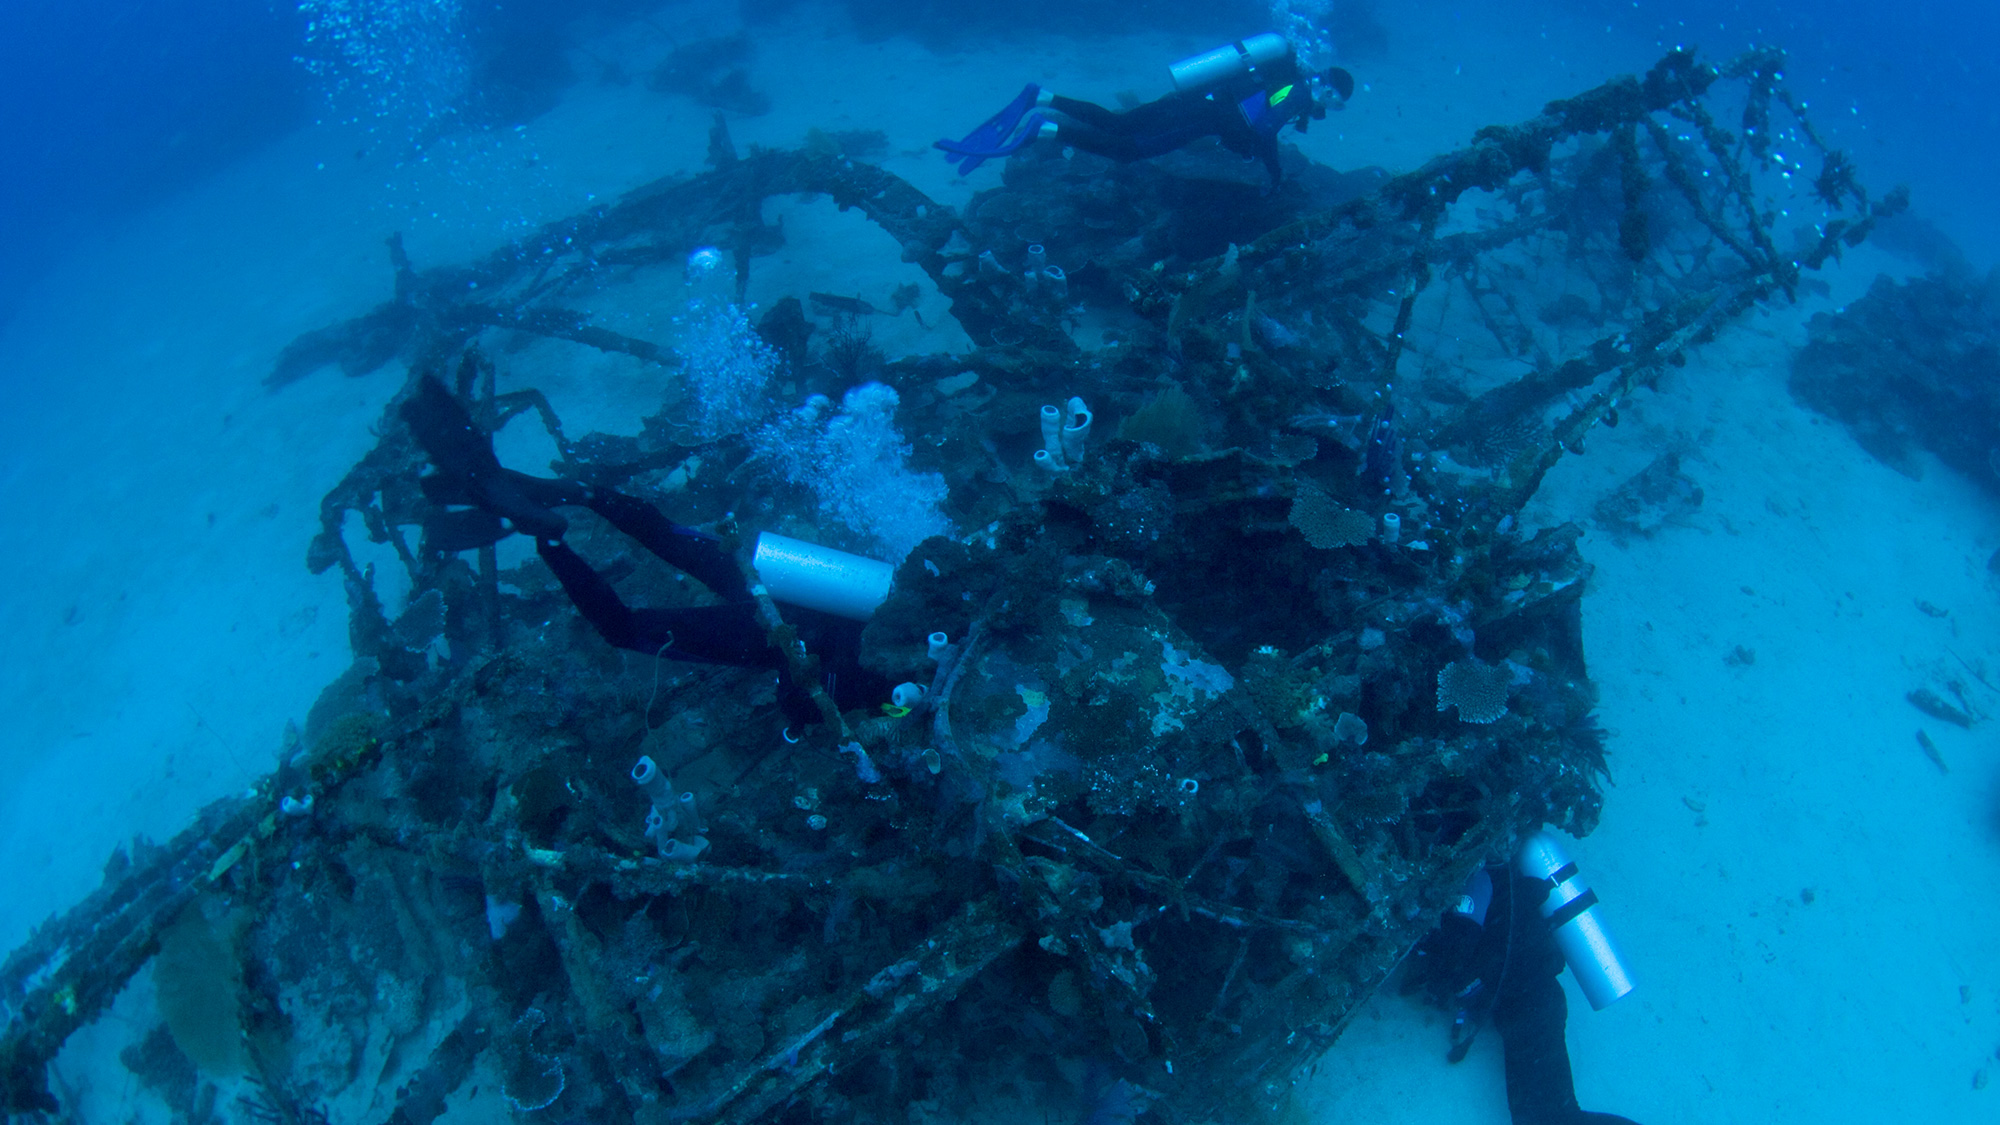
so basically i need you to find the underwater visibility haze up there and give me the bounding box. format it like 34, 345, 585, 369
2, 1, 2000, 1123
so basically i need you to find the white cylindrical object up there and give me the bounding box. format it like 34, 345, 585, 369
1517, 830, 1636, 1011
1033, 448, 1063, 473
1060, 396, 1092, 464
1168, 32, 1289, 92
1039, 404, 1065, 464
927, 631, 951, 660
632, 756, 673, 805
1381, 512, 1402, 545
1043, 264, 1068, 302
661, 836, 710, 863
753, 532, 895, 620
1025, 243, 1048, 272
891, 682, 927, 708
677, 790, 706, 835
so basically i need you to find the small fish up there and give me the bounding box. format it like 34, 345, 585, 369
1289, 412, 1366, 450
1907, 687, 1973, 728
1253, 312, 1303, 349
809, 291, 878, 316
1916, 729, 1949, 773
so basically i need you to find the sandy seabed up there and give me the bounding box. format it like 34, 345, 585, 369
2, 4, 1995, 1122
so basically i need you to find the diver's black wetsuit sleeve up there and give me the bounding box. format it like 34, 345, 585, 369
1494, 874, 1641, 1125
1208, 93, 1292, 189
1257, 139, 1284, 189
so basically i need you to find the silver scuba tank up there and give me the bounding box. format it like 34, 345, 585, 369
1516, 829, 1636, 1010
1168, 32, 1289, 93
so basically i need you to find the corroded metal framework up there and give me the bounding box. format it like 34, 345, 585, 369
3, 50, 1893, 1124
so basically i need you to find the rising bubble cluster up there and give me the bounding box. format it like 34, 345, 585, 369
294, 0, 468, 132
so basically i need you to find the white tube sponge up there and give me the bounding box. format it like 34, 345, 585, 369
660, 837, 710, 863
1043, 265, 1069, 302
1060, 396, 1092, 464
840, 741, 884, 784
631, 756, 673, 805
676, 790, 706, 836
1040, 404, 1065, 466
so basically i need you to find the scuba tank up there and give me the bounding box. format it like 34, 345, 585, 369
752, 532, 895, 621
1516, 830, 1637, 1010
1168, 32, 1289, 93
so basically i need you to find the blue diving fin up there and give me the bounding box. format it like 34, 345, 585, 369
935, 84, 1042, 175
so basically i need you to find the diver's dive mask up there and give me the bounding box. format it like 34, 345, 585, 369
1312, 66, 1355, 112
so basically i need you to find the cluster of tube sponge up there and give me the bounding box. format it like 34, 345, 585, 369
942, 234, 1068, 302
1035, 397, 1093, 472
1019, 243, 1068, 301
631, 755, 709, 862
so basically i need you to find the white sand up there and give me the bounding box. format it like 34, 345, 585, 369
3, 3, 1994, 1121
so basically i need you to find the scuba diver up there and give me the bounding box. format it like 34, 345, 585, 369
1403, 831, 1642, 1125
398, 374, 886, 727
936, 32, 1353, 188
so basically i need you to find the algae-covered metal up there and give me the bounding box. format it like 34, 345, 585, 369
2, 48, 1886, 1125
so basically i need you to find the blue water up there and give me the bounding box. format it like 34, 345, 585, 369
5, 0, 1994, 325
3, 1, 1999, 1122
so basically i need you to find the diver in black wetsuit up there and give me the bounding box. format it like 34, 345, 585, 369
937, 33, 1353, 189
1404, 837, 1642, 1125
398, 375, 883, 725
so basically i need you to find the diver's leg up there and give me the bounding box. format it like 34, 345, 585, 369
1048, 95, 1128, 131
1495, 969, 1642, 1125
537, 538, 647, 650
629, 605, 779, 667
1047, 95, 1206, 162
403, 375, 571, 540
1043, 117, 1143, 162
537, 538, 775, 665
1494, 973, 1591, 1125
579, 488, 751, 603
